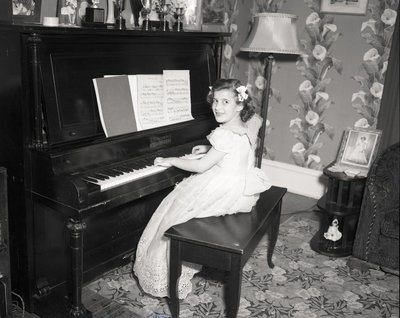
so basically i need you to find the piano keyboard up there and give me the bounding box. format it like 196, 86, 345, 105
82, 153, 204, 191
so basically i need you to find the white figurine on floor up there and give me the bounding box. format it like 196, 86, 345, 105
324, 218, 342, 241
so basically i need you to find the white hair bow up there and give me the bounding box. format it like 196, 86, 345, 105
236, 85, 248, 102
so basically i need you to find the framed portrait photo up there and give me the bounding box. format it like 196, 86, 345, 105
182, 0, 202, 30
336, 127, 382, 174
320, 0, 368, 15
201, 0, 227, 32
12, 0, 42, 24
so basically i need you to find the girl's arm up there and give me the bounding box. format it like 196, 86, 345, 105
154, 147, 225, 173
192, 145, 211, 154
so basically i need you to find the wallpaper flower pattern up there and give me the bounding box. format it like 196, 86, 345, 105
220, 0, 239, 79
289, 0, 342, 170
351, 0, 399, 129
85, 215, 399, 318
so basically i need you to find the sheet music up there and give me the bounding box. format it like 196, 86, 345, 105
163, 70, 194, 124
93, 71, 194, 137
135, 74, 166, 130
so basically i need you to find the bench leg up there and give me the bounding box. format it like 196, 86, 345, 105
266, 200, 282, 268
169, 240, 181, 318
225, 254, 242, 318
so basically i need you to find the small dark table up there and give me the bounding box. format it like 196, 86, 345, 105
165, 186, 287, 318
310, 163, 367, 257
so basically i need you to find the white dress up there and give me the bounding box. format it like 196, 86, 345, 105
347, 139, 368, 164
133, 115, 271, 299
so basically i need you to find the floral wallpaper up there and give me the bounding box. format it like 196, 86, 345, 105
289, 0, 342, 170
351, 0, 399, 129
220, 0, 239, 79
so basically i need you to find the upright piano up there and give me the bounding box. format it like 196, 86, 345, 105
0, 23, 226, 317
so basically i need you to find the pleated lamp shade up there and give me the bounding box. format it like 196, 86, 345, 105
240, 13, 303, 55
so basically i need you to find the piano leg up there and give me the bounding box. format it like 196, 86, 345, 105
67, 219, 92, 318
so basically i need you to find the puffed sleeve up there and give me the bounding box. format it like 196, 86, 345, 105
245, 114, 262, 147
207, 127, 235, 153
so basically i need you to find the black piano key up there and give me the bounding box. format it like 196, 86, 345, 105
110, 168, 125, 176
100, 169, 121, 177
83, 176, 100, 183
89, 173, 109, 180
97, 169, 113, 177
114, 165, 132, 173
134, 160, 147, 168
125, 162, 144, 170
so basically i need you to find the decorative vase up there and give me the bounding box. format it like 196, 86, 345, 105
106, 0, 116, 24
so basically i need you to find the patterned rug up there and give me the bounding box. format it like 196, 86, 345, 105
86, 215, 399, 318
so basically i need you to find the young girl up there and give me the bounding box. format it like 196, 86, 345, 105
133, 78, 271, 299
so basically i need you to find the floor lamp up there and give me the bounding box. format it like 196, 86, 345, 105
240, 13, 303, 168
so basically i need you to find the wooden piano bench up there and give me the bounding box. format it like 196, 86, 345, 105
164, 186, 287, 318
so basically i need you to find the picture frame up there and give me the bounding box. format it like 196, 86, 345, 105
57, 0, 88, 26
12, 0, 42, 24
201, 0, 227, 32
335, 127, 382, 174
320, 0, 368, 15
182, 0, 202, 31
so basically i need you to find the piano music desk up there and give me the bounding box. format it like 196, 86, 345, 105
165, 186, 287, 318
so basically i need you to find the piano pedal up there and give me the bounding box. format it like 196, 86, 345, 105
34, 277, 51, 299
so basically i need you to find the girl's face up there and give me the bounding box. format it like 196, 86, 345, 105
211, 89, 243, 125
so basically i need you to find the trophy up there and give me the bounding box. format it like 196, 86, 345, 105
174, 6, 184, 32
141, 0, 152, 31
85, 0, 105, 25
159, 3, 170, 31
106, 0, 115, 24
130, 0, 143, 27
115, 0, 126, 29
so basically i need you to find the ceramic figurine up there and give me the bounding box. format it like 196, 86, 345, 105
324, 218, 342, 242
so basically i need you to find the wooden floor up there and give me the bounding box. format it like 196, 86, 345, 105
11, 192, 318, 318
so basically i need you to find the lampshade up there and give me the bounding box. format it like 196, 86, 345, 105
240, 13, 303, 55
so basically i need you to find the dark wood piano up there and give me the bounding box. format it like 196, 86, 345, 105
0, 23, 226, 317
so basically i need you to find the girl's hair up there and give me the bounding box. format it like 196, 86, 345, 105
207, 78, 255, 122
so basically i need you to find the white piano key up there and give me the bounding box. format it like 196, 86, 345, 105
83, 152, 205, 191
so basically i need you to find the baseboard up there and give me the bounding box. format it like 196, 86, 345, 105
261, 159, 328, 199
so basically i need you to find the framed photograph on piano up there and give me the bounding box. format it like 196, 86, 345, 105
201, 0, 227, 32
12, 0, 42, 24
176, 0, 202, 31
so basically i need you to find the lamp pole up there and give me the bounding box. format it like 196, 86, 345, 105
239, 13, 303, 168
256, 54, 274, 168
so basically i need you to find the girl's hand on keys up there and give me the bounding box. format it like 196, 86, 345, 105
154, 157, 173, 167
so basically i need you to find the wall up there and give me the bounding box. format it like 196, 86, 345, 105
221, 0, 398, 196
268, 1, 373, 166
